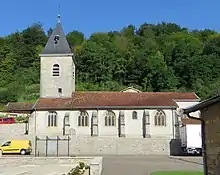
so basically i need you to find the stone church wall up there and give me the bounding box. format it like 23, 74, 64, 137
0, 123, 171, 156
70, 136, 171, 155
35, 135, 171, 156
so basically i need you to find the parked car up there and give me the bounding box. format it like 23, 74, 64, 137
0, 117, 15, 124
0, 140, 32, 155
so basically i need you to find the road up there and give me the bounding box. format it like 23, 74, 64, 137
102, 156, 203, 175
0, 155, 203, 175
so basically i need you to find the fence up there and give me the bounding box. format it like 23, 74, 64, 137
35, 136, 71, 157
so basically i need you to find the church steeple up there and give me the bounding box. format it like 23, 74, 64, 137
39, 15, 75, 98
39, 14, 73, 56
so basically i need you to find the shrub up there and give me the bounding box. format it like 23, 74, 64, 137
62, 162, 90, 175
14, 115, 28, 123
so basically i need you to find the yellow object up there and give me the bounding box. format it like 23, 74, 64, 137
0, 140, 32, 155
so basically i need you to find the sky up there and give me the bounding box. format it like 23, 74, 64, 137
0, 0, 219, 38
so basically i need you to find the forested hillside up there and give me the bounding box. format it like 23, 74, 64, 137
0, 22, 220, 104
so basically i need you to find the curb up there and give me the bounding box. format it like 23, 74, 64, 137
169, 156, 203, 165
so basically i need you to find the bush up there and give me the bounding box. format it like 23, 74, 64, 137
62, 162, 90, 175
14, 115, 28, 123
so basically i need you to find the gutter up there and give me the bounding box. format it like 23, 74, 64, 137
36, 106, 177, 111
173, 99, 201, 102
185, 113, 207, 175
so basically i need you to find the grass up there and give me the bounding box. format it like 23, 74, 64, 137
151, 171, 203, 175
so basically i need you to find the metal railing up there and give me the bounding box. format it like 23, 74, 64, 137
35, 136, 70, 157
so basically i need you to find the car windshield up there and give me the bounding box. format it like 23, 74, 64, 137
1, 142, 6, 146
1, 141, 6, 146
1, 141, 10, 147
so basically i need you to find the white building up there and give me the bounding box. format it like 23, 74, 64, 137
3, 15, 201, 155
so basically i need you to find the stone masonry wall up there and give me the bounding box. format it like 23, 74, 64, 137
0, 123, 32, 144
0, 124, 171, 156
35, 135, 171, 156
202, 102, 220, 175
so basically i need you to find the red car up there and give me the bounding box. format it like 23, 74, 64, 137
0, 117, 15, 124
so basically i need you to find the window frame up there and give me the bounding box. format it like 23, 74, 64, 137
78, 111, 89, 127
48, 111, 57, 127
58, 88, 62, 93
132, 111, 138, 120
104, 111, 116, 127
52, 64, 60, 76
154, 110, 166, 126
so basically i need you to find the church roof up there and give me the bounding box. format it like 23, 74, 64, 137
33, 91, 200, 110
40, 15, 73, 56
1, 92, 200, 112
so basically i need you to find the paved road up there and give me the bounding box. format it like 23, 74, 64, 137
0, 155, 203, 175
0, 164, 75, 175
0, 159, 76, 175
102, 156, 203, 175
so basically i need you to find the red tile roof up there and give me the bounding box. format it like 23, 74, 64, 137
3, 102, 34, 113
34, 91, 200, 110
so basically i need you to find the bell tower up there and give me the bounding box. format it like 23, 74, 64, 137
39, 15, 75, 98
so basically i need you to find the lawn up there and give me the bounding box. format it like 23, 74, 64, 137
151, 171, 203, 175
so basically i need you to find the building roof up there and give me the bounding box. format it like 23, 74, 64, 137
3, 102, 34, 113
182, 118, 201, 125
33, 91, 200, 110
40, 15, 73, 56
1, 92, 199, 112
183, 95, 220, 114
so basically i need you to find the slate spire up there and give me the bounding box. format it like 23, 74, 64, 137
40, 15, 73, 56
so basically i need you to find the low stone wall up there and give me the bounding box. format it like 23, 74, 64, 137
0, 156, 103, 175
0, 123, 26, 136
0, 124, 171, 156
71, 136, 171, 156
0, 123, 31, 144
35, 136, 171, 156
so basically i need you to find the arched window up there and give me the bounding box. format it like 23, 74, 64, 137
105, 111, 116, 126
132, 111, 138, 120
53, 64, 60, 76
78, 111, 89, 127
48, 111, 57, 127
154, 110, 166, 126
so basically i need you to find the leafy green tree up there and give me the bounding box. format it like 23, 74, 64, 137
1, 21, 220, 104
0, 87, 18, 104
67, 31, 85, 50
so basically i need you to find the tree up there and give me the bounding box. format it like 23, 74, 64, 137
67, 31, 85, 50
1, 21, 220, 104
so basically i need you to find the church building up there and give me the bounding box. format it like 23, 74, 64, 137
4, 15, 201, 155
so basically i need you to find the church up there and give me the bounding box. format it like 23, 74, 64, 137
4, 15, 201, 155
